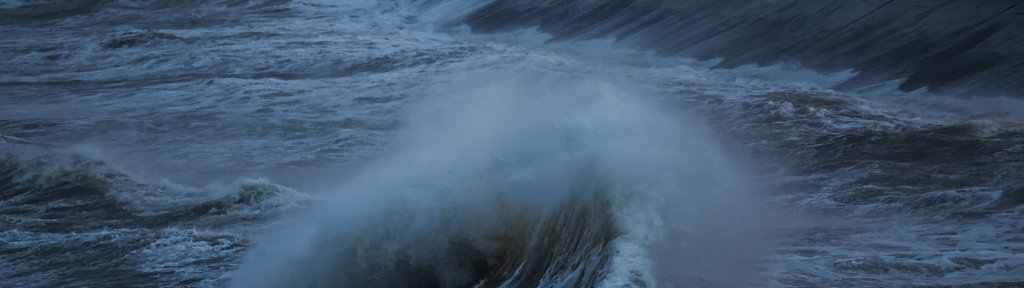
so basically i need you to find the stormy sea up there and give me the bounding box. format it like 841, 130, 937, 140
2, 1, 1023, 287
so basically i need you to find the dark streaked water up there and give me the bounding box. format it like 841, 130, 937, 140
459, 0, 1024, 95
2, 1, 1024, 287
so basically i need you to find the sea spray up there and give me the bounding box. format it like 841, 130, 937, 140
231, 71, 751, 287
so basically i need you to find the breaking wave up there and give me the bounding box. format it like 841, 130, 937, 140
232, 73, 758, 287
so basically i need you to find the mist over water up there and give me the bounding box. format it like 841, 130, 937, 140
3, 1, 1024, 287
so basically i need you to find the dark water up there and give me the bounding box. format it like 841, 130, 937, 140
2, 1, 1023, 287
460, 0, 1024, 95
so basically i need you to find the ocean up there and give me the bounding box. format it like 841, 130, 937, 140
2, 1, 1023, 287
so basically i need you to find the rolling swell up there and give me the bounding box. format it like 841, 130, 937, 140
0, 154, 144, 233
446, 0, 1024, 94
0, 154, 307, 231
0, 153, 310, 287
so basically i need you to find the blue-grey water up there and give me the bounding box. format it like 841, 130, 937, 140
2, 1, 1023, 287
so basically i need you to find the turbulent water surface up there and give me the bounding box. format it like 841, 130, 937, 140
2, 1, 1024, 287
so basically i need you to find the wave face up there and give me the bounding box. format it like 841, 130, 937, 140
452, 0, 1024, 95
